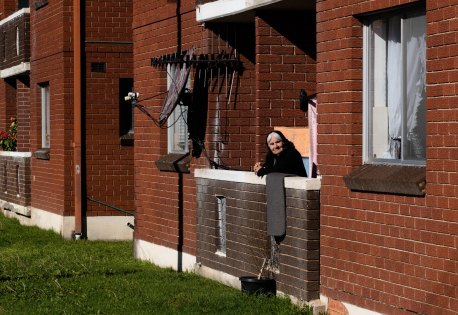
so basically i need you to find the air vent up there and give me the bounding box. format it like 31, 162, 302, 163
91, 62, 106, 73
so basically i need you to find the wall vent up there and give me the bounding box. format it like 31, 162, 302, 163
91, 62, 106, 73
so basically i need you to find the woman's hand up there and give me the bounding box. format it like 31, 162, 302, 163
253, 162, 263, 174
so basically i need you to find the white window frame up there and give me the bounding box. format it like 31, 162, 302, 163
363, 6, 426, 166
40, 84, 50, 148
167, 64, 190, 154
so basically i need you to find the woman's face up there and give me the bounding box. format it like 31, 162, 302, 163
268, 135, 284, 155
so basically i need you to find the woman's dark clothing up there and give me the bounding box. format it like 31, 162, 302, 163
256, 130, 307, 177
257, 147, 307, 177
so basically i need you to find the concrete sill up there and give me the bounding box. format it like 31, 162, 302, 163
344, 164, 426, 196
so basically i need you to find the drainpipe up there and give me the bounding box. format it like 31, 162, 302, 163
73, 0, 83, 239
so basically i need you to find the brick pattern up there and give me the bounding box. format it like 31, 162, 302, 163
26, 0, 135, 219
16, 79, 30, 152
196, 177, 320, 301
0, 155, 31, 207
0, 1, 18, 23
133, 0, 316, 266
84, 0, 134, 217
317, 1, 458, 314
254, 11, 315, 162
0, 12, 31, 70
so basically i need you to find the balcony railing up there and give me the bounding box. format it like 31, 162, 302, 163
0, 152, 32, 216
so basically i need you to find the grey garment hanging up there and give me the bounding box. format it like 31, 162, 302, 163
159, 48, 194, 126
266, 173, 292, 237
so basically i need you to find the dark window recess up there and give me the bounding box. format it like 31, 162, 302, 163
18, 0, 29, 9
119, 78, 134, 143
91, 62, 106, 73
344, 164, 426, 196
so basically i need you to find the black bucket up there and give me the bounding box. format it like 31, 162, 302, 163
239, 276, 276, 296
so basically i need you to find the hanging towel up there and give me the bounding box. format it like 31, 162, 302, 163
266, 173, 292, 237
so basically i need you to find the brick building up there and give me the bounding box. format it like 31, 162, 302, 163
0, 0, 456, 314
0, 0, 135, 240
132, 0, 457, 314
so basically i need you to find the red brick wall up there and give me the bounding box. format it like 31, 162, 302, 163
0, 80, 16, 133
133, 0, 317, 258
29, 0, 73, 216
84, 0, 134, 217
0, 0, 17, 17
317, 1, 457, 314
255, 11, 315, 162
133, 0, 199, 254
16, 78, 30, 152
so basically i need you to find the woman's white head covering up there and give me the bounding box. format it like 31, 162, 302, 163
266, 131, 282, 144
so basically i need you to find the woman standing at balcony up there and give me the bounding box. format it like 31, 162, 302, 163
253, 130, 307, 178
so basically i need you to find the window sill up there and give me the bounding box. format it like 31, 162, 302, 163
34, 148, 50, 160
120, 133, 134, 146
155, 153, 190, 173
344, 164, 426, 196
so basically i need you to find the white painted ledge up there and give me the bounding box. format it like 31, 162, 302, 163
194, 168, 321, 190
0, 8, 30, 26
134, 239, 196, 272
196, 0, 282, 22
0, 151, 32, 157
0, 62, 31, 79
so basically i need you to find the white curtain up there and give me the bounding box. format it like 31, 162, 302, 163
406, 14, 426, 159
384, 13, 425, 159
386, 15, 402, 159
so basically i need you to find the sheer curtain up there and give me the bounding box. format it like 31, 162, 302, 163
386, 15, 402, 159
385, 13, 425, 160
406, 14, 426, 159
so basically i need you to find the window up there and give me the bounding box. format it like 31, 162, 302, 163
40, 84, 50, 148
167, 64, 189, 154
215, 196, 227, 256
363, 5, 426, 164
16, 27, 19, 56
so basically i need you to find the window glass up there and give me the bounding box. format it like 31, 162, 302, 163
364, 7, 426, 164
40, 84, 50, 148
167, 64, 189, 154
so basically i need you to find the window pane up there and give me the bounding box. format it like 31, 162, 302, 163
167, 64, 189, 154
41, 85, 50, 148
404, 13, 426, 160
366, 8, 425, 164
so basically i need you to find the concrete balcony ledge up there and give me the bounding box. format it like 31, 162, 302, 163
196, 0, 314, 22
196, 0, 282, 22
0, 8, 30, 26
0, 151, 32, 157
194, 168, 321, 190
0, 62, 31, 79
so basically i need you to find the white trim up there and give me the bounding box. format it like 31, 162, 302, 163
0, 8, 30, 27
194, 263, 241, 289
0, 62, 30, 78
1, 206, 134, 240
0, 151, 32, 157
194, 168, 321, 190
320, 294, 384, 315
134, 239, 196, 272
196, 0, 282, 22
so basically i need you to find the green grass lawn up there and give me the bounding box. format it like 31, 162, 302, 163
0, 214, 314, 315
